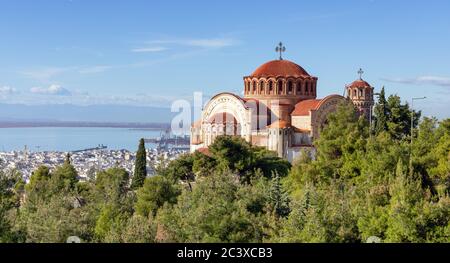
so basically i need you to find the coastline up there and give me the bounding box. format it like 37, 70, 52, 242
0, 121, 170, 129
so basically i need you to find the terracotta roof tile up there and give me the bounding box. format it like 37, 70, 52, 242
291, 99, 321, 116
347, 79, 371, 88
196, 147, 212, 157
267, 120, 290, 129
250, 60, 310, 78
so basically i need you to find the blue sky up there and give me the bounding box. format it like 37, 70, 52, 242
0, 0, 449, 118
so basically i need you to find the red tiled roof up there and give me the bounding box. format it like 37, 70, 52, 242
267, 120, 290, 129
291, 99, 321, 116
251, 60, 310, 78
348, 79, 371, 88
196, 147, 212, 157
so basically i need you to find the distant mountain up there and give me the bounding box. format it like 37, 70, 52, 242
0, 103, 177, 123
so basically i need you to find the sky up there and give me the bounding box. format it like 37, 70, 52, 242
0, 0, 449, 119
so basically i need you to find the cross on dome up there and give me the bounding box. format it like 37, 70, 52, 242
358, 68, 364, 80
275, 42, 286, 60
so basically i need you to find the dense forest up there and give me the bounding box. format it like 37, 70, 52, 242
1, 90, 449, 243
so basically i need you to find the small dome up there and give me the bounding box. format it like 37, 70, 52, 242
348, 79, 371, 88
251, 60, 310, 78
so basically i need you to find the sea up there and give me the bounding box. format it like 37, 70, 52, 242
0, 127, 165, 152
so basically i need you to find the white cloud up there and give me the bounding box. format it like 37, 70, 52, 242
139, 37, 239, 51
30, 84, 72, 96
184, 38, 237, 48
131, 46, 168, 53
0, 86, 17, 95
22, 65, 114, 79
22, 67, 73, 81
381, 76, 450, 87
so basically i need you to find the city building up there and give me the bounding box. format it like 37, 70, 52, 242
191, 44, 374, 162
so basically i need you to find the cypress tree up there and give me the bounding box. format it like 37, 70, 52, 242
374, 86, 388, 135
65, 153, 71, 165
131, 138, 147, 189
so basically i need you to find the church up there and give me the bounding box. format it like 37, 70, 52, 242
190, 43, 375, 162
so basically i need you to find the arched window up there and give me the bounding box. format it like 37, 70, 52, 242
359, 89, 363, 97
287, 81, 293, 94
353, 89, 357, 97
259, 80, 265, 94
297, 81, 302, 94
268, 80, 273, 94
277, 80, 283, 94
252, 80, 257, 94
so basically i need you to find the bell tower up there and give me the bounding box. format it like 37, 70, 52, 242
346, 68, 374, 120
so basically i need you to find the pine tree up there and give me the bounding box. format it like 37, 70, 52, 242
269, 172, 290, 217
131, 138, 147, 189
0, 170, 23, 242
385, 95, 421, 140
374, 86, 388, 135
385, 158, 424, 242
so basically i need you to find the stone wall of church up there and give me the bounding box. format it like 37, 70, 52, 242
251, 133, 268, 147
268, 128, 291, 158
291, 115, 311, 131
292, 132, 312, 146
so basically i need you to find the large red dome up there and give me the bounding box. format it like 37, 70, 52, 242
251, 60, 310, 78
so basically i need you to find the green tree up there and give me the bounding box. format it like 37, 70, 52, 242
120, 214, 157, 243
94, 204, 129, 242
268, 173, 290, 218
161, 154, 195, 190
385, 95, 420, 140
135, 175, 180, 217
248, 146, 291, 181
94, 167, 130, 204
92, 167, 134, 242
412, 117, 450, 195
19, 161, 92, 243
0, 170, 24, 242
52, 154, 79, 191
385, 158, 424, 242
373, 86, 388, 135
208, 136, 291, 183
20, 191, 93, 243
280, 178, 360, 243
156, 172, 265, 242
313, 101, 368, 180
209, 136, 253, 175
26, 165, 51, 193
192, 151, 216, 177
131, 138, 147, 189
25, 161, 79, 208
